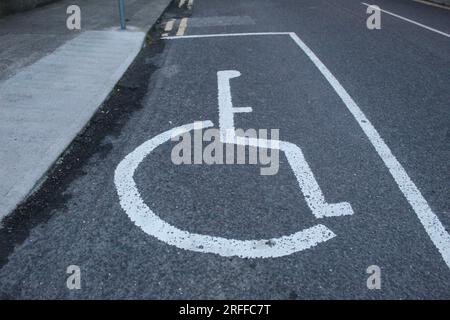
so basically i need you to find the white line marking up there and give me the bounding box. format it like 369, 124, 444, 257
217, 70, 252, 140
114, 121, 336, 258
178, 0, 186, 8
163, 31, 450, 268
163, 32, 290, 40
288, 32, 450, 268
164, 19, 175, 32
217, 70, 354, 218
362, 2, 450, 38
187, 0, 194, 10
176, 18, 188, 36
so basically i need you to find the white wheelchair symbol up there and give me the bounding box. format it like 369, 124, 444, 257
114, 70, 354, 258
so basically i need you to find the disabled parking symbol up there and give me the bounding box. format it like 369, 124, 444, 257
114, 70, 354, 258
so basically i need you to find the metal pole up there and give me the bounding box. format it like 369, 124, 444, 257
118, 0, 126, 30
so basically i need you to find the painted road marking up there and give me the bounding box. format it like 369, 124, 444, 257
162, 19, 176, 37
188, 0, 194, 10
163, 32, 450, 268
178, 0, 186, 8
288, 32, 450, 269
114, 121, 336, 258
165, 32, 290, 40
217, 70, 253, 141
176, 18, 188, 36
217, 70, 354, 219
165, 19, 175, 32
362, 3, 450, 38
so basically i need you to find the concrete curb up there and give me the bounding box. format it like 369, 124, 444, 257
0, 0, 172, 222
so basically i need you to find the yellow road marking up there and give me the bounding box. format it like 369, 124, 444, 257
176, 18, 188, 36
164, 19, 175, 32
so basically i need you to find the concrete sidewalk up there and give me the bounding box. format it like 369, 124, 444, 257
0, 0, 172, 220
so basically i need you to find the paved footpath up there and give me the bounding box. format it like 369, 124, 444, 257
0, 0, 172, 219
0, 0, 449, 299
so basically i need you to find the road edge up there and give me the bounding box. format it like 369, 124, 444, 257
0, 0, 173, 225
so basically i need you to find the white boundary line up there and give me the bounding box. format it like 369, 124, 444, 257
163, 32, 450, 268
362, 2, 450, 38
164, 32, 290, 40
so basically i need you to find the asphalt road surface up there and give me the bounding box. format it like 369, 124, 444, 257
1, 0, 449, 299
